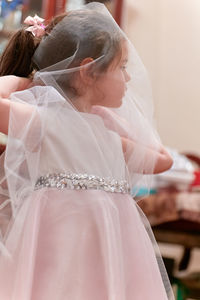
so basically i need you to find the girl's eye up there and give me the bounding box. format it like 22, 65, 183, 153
120, 65, 127, 70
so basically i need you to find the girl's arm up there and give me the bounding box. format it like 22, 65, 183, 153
0, 97, 36, 136
0, 98, 10, 135
0, 75, 32, 98
0, 75, 32, 135
0, 96, 41, 153
121, 137, 173, 174
91, 105, 173, 174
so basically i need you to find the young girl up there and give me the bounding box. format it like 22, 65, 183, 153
0, 3, 174, 300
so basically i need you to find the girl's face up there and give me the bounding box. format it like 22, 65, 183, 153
91, 41, 131, 108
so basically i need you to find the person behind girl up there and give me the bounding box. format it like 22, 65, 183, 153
0, 3, 174, 300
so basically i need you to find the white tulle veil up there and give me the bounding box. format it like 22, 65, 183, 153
0, 2, 174, 299
32, 1, 160, 189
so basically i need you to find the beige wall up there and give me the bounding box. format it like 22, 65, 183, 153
125, 0, 200, 153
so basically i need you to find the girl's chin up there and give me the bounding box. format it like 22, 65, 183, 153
111, 98, 123, 108
106, 97, 123, 108
95, 97, 123, 108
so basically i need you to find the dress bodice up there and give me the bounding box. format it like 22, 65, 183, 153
39, 106, 126, 181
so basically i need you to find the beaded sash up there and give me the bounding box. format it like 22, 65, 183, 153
35, 173, 130, 194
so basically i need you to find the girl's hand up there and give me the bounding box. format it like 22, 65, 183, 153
121, 137, 173, 174
0, 75, 32, 98
91, 105, 130, 138
91, 105, 173, 174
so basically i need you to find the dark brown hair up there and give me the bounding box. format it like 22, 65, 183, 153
0, 8, 122, 83
0, 29, 36, 77
0, 13, 68, 77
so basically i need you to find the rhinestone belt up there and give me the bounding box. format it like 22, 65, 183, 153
35, 173, 130, 194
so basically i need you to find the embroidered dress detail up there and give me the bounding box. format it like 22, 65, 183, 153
35, 173, 130, 194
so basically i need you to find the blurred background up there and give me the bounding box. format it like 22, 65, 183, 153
0, 0, 200, 154
1, 1, 200, 299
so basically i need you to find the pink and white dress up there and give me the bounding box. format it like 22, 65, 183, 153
0, 86, 174, 300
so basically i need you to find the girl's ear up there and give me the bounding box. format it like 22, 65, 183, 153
79, 58, 95, 85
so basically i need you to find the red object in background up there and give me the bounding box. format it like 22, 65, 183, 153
183, 153, 200, 188
114, 0, 124, 26
42, 0, 124, 26
42, 0, 66, 20
191, 170, 200, 187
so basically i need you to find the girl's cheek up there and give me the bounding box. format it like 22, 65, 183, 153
118, 70, 125, 79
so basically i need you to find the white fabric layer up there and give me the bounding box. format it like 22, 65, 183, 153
0, 86, 174, 299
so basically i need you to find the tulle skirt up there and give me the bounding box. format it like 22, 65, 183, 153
0, 189, 173, 300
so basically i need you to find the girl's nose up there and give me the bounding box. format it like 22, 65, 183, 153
124, 69, 131, 82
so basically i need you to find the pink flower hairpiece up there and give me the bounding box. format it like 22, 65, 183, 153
24, 15, 46, 38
